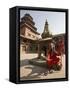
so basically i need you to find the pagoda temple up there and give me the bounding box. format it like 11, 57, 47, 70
20, 14, 40, 54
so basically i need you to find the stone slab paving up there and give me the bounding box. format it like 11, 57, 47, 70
20, 53, 65, 80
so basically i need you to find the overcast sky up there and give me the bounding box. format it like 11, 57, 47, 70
20, 10, 65, 35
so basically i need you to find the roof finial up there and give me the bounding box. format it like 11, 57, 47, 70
45, 19, 48, 25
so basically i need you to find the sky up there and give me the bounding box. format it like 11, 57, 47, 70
20, 10, 65, 35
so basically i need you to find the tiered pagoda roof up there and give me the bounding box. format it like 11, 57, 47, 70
20, 14, 40, 35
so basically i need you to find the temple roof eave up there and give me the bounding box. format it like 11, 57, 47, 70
39, 37, 52, 42
20, 34, 38, 41
20, 23, 40, 35
20, 34, 52, 42
52, 33, 65, 38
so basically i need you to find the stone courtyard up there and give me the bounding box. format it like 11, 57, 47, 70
20, 53, 65, 80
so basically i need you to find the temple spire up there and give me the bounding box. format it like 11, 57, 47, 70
41, 19, 52, 38
44, 19, 48, 33
45, 19, 48, 25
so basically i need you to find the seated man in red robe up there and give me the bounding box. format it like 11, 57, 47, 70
46, 49, 62, 73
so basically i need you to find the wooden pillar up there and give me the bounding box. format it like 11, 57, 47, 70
38, 43, 41, 58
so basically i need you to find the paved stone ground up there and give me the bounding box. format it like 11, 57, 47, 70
20, 53, 65, 80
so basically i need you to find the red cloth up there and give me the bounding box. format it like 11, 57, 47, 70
56, 40, 64, 55
47, 52, 60, 68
